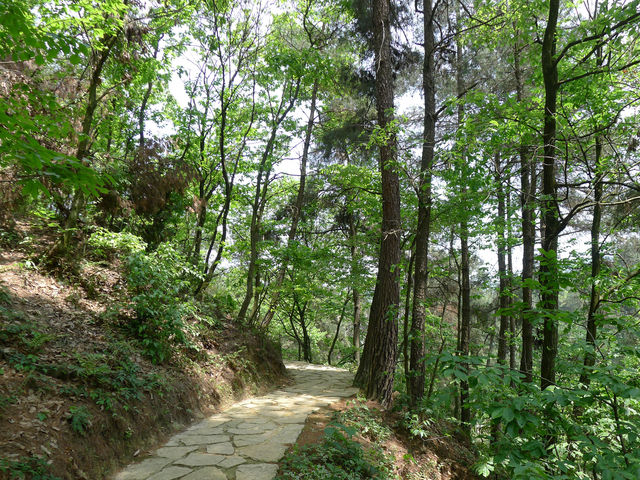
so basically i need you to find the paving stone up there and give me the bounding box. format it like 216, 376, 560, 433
154, 446, 198, 460
233, 433, 270, 447
175, 453, 226, 467
206, 442, 234, 455
217, 455, 246, 468
226, 423, 275, 435
235, 463, 279, 480
177, 435, 230, 446
180, 467, 227, 480
147, 466, 193, 480
115, 458, 173, 480
268, 424, 304, 444
236, 442, 289, 462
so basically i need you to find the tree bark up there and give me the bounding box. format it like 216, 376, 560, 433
580, 135, 602, 387
328, 294, 350, 365
459, 218, 471, 432
495, 153, 509, 367
408, 0, 436, 407
514, 23, 535, 383
350, 215, 362, 365
353, 0, 400, 409
540, 0, 560, 391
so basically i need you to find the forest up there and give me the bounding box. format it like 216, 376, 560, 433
1, 0, 640, 478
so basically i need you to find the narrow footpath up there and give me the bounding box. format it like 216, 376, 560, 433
114, 361, 358, 480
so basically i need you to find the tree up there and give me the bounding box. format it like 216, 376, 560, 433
353, 0, 401, 408
407, 0, 436, 406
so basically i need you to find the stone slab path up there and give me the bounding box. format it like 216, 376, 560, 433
113, 361, 358, 480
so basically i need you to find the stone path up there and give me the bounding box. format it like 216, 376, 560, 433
113, 361, 358, 480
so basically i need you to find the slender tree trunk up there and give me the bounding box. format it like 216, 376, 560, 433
426, 303, 447, 400
580, 136, 603, 387
353, 0, 400, 409
507, 190, 517, 371
408, 0, 436, 407
298, 301, 312, 363
540, 0, 560, 391
192, 179, 207, 262
328, 294, 350, 366
261, 81, 318, 328
350, 216, 362, 365
459, 218, 471, 433
515, 25, 535, 383
138, 41, 161, 151
287, 303, 303, 361
454, 6, 471, 434
403, 246, 415, 391
61, 36, 116, 250
495, 153, 509, 366
194, 43, 258, 297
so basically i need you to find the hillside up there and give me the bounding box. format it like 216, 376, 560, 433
0, 222, 286, 480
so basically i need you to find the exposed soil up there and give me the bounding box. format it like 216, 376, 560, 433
0, 223, 287, 480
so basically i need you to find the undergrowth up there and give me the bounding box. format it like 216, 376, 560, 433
0, 456, 62, 480
277, 422, 393, 480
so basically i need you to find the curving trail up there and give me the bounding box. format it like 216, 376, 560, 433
114, 361, 358, 480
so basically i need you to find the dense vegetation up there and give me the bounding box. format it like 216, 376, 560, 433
2, 0, 640, 478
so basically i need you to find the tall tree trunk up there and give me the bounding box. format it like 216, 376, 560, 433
507, 189, 517, 371
403, 246, 415, 391
514, 24, 535, 383
459, 218, 471, 433
495, 153, 509, 366
540, 0, 560, 391
580, 135, 602, 387
353, 0, 400, 409
454, 4, 471, 433
350, 216, 362, 365
261, 81, 318, 328
408, 0, 436, 407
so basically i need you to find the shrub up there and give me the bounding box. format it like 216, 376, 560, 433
125, 243, 200, 363
87, 227, 147, 260
67, 405, 92, 435
277, 422, 387, 480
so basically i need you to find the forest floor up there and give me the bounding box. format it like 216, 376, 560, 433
291, 392, 479, 480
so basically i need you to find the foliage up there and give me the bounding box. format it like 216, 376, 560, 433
419, 352, 640, 480
124, 242, 201, 363
67, 405, 92, 436
337, 397, 392, 443
0, 320, 55, 353
0, 455, 61, 480
87, 227, 147, 260
277, 422, 391, 480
